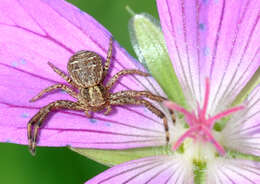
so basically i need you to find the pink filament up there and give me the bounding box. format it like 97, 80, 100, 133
164, 78, 244, 155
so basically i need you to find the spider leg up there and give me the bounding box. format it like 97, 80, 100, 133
111, 90, 166, 102
103, 37, 113, 79
106, 70, 149, 90
48, 62, 76, 87
169, 109, 176, 124
113, 90, 176, 124
104, 105, 112, 115
27, 100, 83, 155
109, 96, 170, 143
85, 110, 91, 118
30, 84, 78, 102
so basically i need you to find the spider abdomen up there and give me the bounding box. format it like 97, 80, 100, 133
67, 51, 103, 87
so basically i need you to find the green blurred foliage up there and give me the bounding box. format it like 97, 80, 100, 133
68, 0, 159, 57
0, 0, 158, 183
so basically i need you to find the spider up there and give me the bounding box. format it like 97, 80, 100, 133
27, 37, 170, 155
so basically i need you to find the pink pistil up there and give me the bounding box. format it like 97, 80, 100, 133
164, 78, 244, 156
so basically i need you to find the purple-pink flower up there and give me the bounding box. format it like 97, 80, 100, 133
0, 0, 167, 149
0, 0, 260, 183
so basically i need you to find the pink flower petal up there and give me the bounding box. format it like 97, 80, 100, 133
222, 85, 260, 156
207, 158, 260, 184
157, 0, 260, 113
85, 156, 193, 184
0, 0, 167, 149
157, 0, 202, 108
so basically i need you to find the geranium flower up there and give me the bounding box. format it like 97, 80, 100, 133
86, 0, 260, 183
0, 0, 259, 184
0, 0, 169, 150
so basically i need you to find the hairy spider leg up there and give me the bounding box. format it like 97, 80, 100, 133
168, 109, 176, 124
104, 90, 165, 115
30, 84, 78, 102
103, 37, 113, 79
106, 69, 149, 90
48, 62, 77, 87
104, 105, 112, 115
109, 96, 170, 143
111, 90, 166, 102
27, 100, 82, 155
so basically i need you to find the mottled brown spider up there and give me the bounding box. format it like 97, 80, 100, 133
28, 37, 170, 155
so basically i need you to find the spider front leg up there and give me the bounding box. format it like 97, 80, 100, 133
115, 90, 175, 124
48, 62, 77, 87
111, 90, 166, 102
110, 96, 170, 143
106, 70, 149, 90
169, 109, 176, 124
30, 84, 78, 102
103, 37, 113, 79
27, 100, 82, 155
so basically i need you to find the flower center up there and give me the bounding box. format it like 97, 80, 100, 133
165, 78, 244, 155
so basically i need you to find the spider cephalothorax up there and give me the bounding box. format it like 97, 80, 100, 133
28, 38, 171, 155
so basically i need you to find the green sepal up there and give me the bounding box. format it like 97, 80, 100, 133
227, 149, 260, 162
129, 13, 187, 107
232, 67, 260, 106
71, 146, 169, 167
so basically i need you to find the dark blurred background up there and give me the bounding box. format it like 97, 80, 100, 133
0, 0, 158, 183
